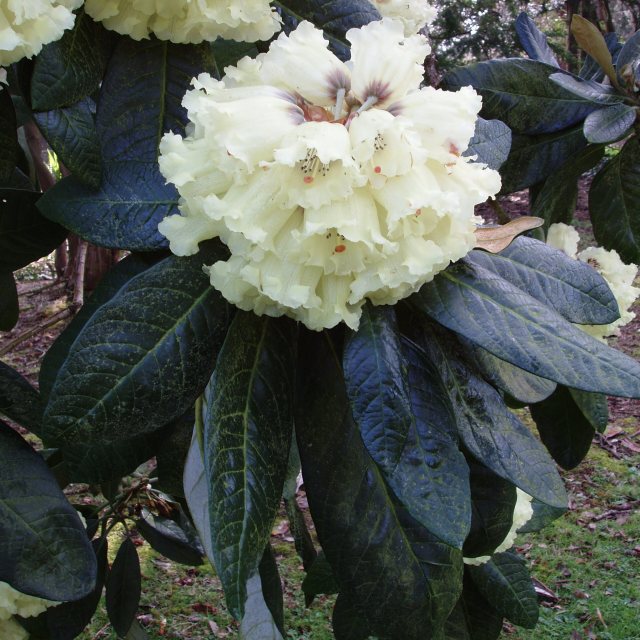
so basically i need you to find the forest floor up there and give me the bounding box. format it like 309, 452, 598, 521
1, 178, 639, 639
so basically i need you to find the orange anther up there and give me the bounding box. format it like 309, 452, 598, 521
303, 176, 314, 184
335, 244, 346, 253
374, 166, 382, 174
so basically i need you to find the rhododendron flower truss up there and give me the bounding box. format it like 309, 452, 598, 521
159, 19, 501, 330
0, 0, 82, 66
83, 0, 281, 44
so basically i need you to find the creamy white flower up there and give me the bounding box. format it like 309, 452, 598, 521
0, 581, 59, 640
546, 223, 639, 340
0, 0, 82, 66
464, 489, 534, 566
369, 0, 437, 35
83, 0, 281, 44
159, 19, 501, 330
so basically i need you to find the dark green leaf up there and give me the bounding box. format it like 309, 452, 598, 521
531, 144, 605, 228
0, 271, 19, 331
42, 246, 232, 450
345, 305, 470, 547
154, 411, 195, 497
332, 591, 372, 640
31, 9, 113, 110
466, 236, 619, 324
211, 40, 257, 74
284, 495, 316, 578
463, 458, 516, 559
464, 341, 556, 404
39, 253, 158, 402
37, 162, 175, 250
590, 135, 640, 263
136, 508, 204, 566
296, 331, 462, 639
444, 601, 471, 640
97, 38, 214, 164
467, 551, 539, 628
414, 324, 566, 509
515, 13, 559, 67
204, 312, 296, 618
460, 573, 504, 640
302, 551, 339, 603
443, 59, 597, 134
518, 498, 566, 533
0, 359, 43, 433
549, 72, 625, 104
500, 126, 588, 193
413, 260, 640, 398
0, 189, 67, 272
43, 537, 109, 640
531, 385, 596, 470
0, 422, 96, 601
0, 88, 17, 183
33, 98, 102, 189
464, 118, 512, 170
583, 103, 637, 144
569, 387, 608, 433
105, 538, 141, 638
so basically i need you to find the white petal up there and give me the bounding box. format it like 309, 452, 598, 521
369, 0, 437, 35
389, 85, 482, 159
348, 18, 430, 106
546, 222, 579, 259
259, 21, 350, 106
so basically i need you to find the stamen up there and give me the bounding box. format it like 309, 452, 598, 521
356, 95, 379, 114
333, 88, 346, 121
300, 148, 330, 183
374, 166, 382, 174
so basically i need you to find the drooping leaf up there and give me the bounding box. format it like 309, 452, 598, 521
413, 323, 566, 509
442, 58, 597, 135
345, 306, 471, 547
467, 551, 539, 628
203, 312, 296, 618
239, 548, 285, 640
0, 359, 43, 434
0, 271, 19, 331
571, 15, 619, 87
40, 537, 109, 640
515, 13, 559, 67
332, 591, 372, 640
473, 217, 543, 254
105, 538, 141, 638
296, 331, 463, 639
39, 252, 158, 402
136, 507, 204, 566
42, 244, 232, 451
0, 89, 17, 183
302, 551, 339, 603
580, 33, 622, 82
463, 458, 516, 559
590, 135, 640, 263
412, 260, 640, 398
33, 98, 102, 188
549, 72, 624, 104
183, 428, 215, 564
531, 144, 605, 228
463, 341, 556, 404
583, 103, 637, 144
0, 422, 96, 601
154, 410, 195, 497
518, 498, 566, 533
0, 189, 67, 272
500, 126, 588, 194
460, 573, 504, 640
30, 9, 113, 110
466, 236, 620, 324
530, 385, 598, 470
444, 601, 471, 640
569, 387, 608, 433
464, 117, 512, 170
